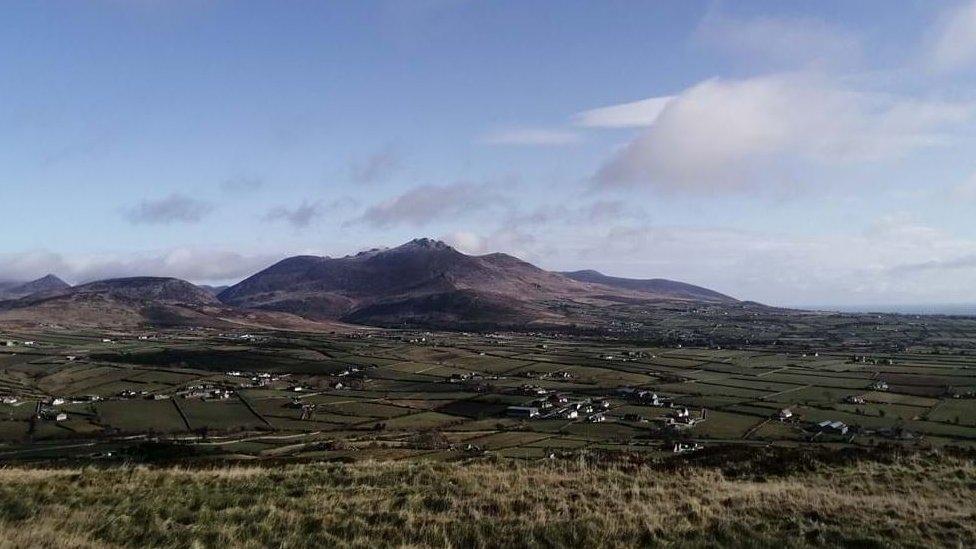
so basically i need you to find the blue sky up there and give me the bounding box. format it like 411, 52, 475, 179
2, 0, 976, 306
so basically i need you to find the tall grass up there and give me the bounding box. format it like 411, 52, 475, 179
0, 452, 973, 548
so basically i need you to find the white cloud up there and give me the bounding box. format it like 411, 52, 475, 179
929, 0, 976, 72
574, 96, 674, 128
0, 248, 278, 286
440, 228, 541, 260
593, 72, 974, 192
480, 128, 580, 146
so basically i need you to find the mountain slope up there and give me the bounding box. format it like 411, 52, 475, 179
219, 238, 735, 328
560, 270, 736, 303
0, 274, 71, 300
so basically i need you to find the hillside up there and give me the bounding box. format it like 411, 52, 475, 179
0, 275, 70, 300
0, 450, 972, 547
219, 238, 732, 328
561, 269, 736, 303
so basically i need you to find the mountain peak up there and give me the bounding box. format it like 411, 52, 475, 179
0, 274, 71, 300
400, 237, 452, 251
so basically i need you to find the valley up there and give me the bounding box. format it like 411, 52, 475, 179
2, 315, 976, 463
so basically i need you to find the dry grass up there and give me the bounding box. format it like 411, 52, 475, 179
0, 452, 974, 548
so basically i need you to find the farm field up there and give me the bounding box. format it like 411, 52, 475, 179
1, 324, 976, 462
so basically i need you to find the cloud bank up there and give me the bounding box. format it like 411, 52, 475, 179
0, 248, 278, 286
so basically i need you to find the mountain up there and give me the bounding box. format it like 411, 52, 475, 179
560, 270, 736, 304
219, 238, 590, 327
0, 241, 744, 331
0, 274, 71, 300
218, 238, 736, 329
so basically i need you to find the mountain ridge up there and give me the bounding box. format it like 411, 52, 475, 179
560, 269, 735, 304
0, 240, 744, 331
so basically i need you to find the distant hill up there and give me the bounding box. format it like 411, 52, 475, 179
0, 276, 343, 331
560, 270, 736, 304
218, 238, 738, 329
0, 274, 70, 300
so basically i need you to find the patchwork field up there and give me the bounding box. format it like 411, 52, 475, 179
1, 324, 976, 462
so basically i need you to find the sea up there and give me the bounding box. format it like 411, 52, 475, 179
795, 304, 976, 316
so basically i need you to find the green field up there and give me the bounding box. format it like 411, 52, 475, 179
2, 324, 976, 462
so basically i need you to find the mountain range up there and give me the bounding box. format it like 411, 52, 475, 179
0, 238, 741, 330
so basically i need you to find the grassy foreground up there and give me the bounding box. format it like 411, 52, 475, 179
0, 451, 974, 548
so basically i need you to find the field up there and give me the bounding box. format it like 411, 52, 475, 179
1, 317, 976, 548
1, 318, 976, 462
0, 448, 973, 547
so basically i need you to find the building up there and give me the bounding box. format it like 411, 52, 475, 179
778, 408, 793, 421
817, 420, 849, 435
673, 442, 704, 454
506, 406, 539, 419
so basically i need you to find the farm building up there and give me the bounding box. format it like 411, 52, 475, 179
818, 420, 849, 435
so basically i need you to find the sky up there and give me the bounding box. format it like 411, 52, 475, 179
2, 0, 976, 308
